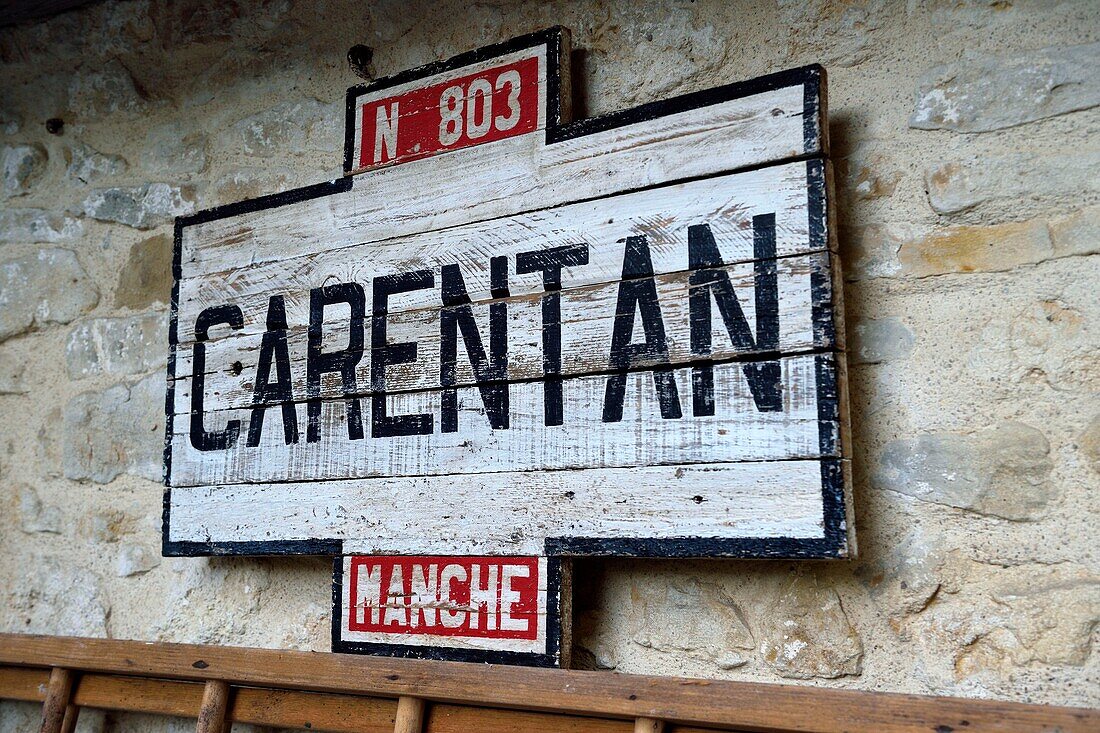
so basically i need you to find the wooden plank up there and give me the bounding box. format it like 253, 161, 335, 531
167, 460, 834, 555
231, 686, 396, 732
169, 354, 834, 487
182, 68, 822, 277
635, 718, 665, 733
171, 251, 836, 413
0, 666, 49, 702
195, 680, 229, 733
425, 704, 631, 733
175, 160, 825, 343
54, 672, 400, 732
165, 41, 842, 558
73, 673, 204, 717
2, 634, 1096, 733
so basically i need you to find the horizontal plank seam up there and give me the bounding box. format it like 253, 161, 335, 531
169, 347, 841, 415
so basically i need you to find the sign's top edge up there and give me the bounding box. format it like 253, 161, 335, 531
345, 26, 569, 99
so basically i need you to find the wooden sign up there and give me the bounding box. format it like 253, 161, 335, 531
333, 555, 567, 666
162, 27, 853, 561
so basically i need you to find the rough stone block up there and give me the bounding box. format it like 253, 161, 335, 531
849, 317, 914, 365
0, 556, 108, 637
0, 351, 27, 393
925, 152, 1100, 214
1080, 414, 1100, 474
780, 0, 883, 68
220, 99, 336, 158
19, 484, 62, 534
1008, 296, 1098, 393
65, 312, 168, 379
857, 529, 943, 618
114, 233, 174, 308
82, 182, 195, 229
62, 371, 165, 484
65, 141, 127, 185
0, 208, 83, 244
898, 219, 1053, 275
632, 578, 754, 670
68, 58, 145, 118
144, 122, 207, 176
0, 248, 99, 343
911, 558, 1100, 686
213, 167, 292, 206
876, 422, 1055, 520
757, 576, 862, 679
1050, 205, 1100, 258
117, 543, 160, 577
1, 143, 47, 197
911, 43, 1100, 133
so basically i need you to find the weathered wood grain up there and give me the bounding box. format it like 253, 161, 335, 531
164, 46, 842, 558
167, 459, 831, 554
171, 252, 835, 413
0, 666, 49, 702
175, 160, 825, 342
4, 634, 1097, 733
170, 354, 834, 487
181, 83, 818, 277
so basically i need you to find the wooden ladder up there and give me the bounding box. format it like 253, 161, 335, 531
1, 633, 1096, 733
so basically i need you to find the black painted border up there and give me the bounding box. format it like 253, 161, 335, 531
330, 556, 563, 667
343, 27, 824, 171
164, 27, 843, 559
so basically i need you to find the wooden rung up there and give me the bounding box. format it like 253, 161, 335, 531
59, 704, 80, 733
38, 667, 74, 733
395, 695, 426, 733
634, 717, 664, 733
195, 680, 230, 733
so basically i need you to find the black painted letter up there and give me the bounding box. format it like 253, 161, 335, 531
247, 295, 299, 446
515, 244, 589, 426
688, 214, 781, 415
189, 304, 243, 452
439, 263, 509, 432
307, 282, 366, 443
372, 271, 435, 437
602, 236, 681, 422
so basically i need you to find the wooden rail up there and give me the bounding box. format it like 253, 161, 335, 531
0, 633, 1096, 733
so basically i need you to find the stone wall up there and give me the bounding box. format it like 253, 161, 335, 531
1, 0, 1097, 728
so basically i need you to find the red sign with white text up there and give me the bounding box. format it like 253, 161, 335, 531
358, 55, 540, 170
347, 555, 541, 640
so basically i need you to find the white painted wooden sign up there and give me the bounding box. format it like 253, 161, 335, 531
333, 555, 567, 666
163, 27, 853, 562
